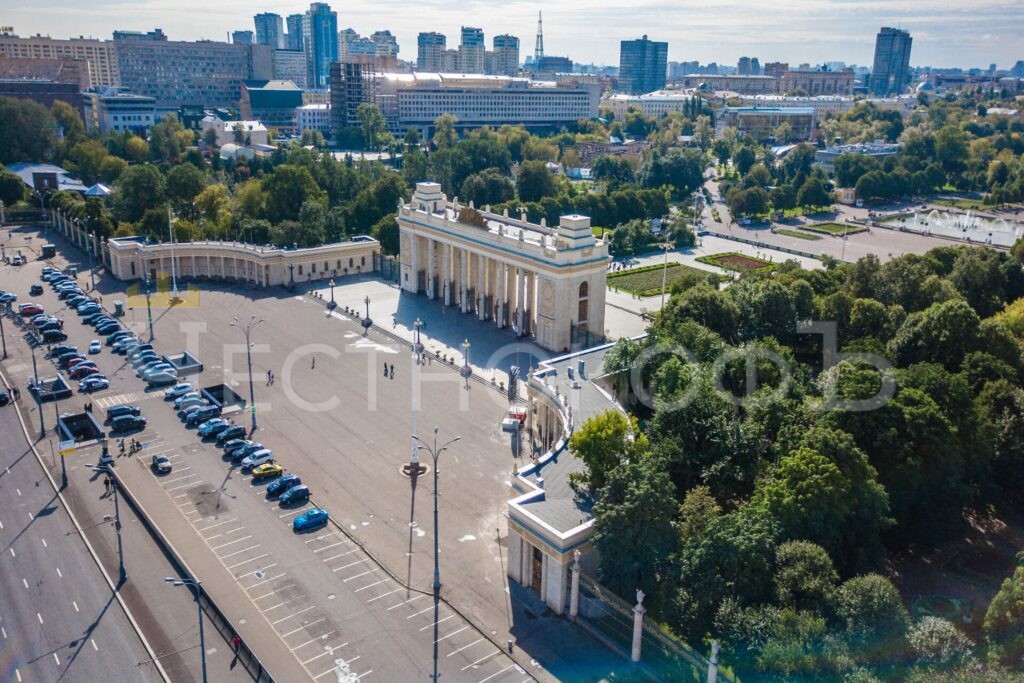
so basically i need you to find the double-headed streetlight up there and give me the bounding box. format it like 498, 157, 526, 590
230, 315, 263, 432
328, 278, 336, 307
411, 426, 460, 683
164, 577, 207, 683
144, 277, 154, 341
90, 465, 126, 583
361, 295, 372, 336
30, 344, 45, 438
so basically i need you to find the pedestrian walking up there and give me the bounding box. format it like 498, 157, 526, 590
267, 370, 272, 385
269, 371, 274, 385
390, 365, 395, 380
232, 634, 241, 655
383, 362, 388, 376
119, 439, 125, 456
311, 356, 316, 370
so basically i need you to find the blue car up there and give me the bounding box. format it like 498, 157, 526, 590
293, 507, 328, 532
267, 474, 301, 498
279, 485, 310, 506
197, 418, 229, 438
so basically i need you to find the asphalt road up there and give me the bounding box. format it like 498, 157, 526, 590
0, 401, 163, 683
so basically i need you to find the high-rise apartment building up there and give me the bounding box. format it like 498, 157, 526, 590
619, 35, 668, 94
0, 34, 119, 88
370, 31, 399, 57
254, 13, 285, 49
273, 49, 307, 88
417, 32, 446, 71
491, 34, 519, 76
303, 3, 338, 89
286, 14, 304, 51
870, 27, 912, 95
232, 31, 254, 45
459, 27, 485, 73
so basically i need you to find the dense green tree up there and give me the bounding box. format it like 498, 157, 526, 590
774, 541, 838, 613
50, 100, 85, 146
515, 160, 557, 203
638, 148, 704, 197
677, 485, 721, 541
459, 168, 514, 207
796, 175, 833, 209
835, 574, 910, 655
833, 153, 882, 188
733, 146, 756, 175
985, 555, 1024, 668
569, 410, 641, 491
113, 164, 165, 223
662, 284, 739, 341
0, 97, 56, 164
165, 163, 207, 220
262, 164, 327, 224
432, 113, 458, 149
148, 114, 186, 162
591, 155, 636, 186
0, 170, 26, 205
888, 298, 981, 370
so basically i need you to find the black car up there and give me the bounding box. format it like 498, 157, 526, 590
42, 329, 68, 343
107, 330, 133, 345
48, 344, 77, 358
215, 425, 246, 446
30, 284, 43, 296
96, 323, 121, 335
110, 415, 146, 433
0, 390, 9, 406
106, 405, 142, 422
185, 406, 220, 427
36, 321, 62, 334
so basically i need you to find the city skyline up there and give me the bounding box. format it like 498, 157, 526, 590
2, 0, 1021, 69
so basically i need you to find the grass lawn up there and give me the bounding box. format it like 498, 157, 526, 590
775, 229, 821, 241
934, 197, 988, 211
608, 262, 719, 296
592, 227, 613, 238
802, 222, 869, 236
697, 252, 777, 274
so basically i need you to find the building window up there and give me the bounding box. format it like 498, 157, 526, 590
130, 262, 136, 276
349, 257, 353, 268
311, 262, 316, 273
578, 281, 589, 323
298, 264, 303, 275
361, 256, 365, 266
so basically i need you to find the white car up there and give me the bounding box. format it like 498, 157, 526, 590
164, 383, 194, 400
240, 449, 273, 469
88, 339, 101, 354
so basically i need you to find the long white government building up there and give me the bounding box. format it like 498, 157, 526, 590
397, 183, 608, 353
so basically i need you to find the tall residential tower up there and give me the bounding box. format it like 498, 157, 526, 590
619, 35, 668, 94
303, 2, 338, 89
870, 27, 912, 95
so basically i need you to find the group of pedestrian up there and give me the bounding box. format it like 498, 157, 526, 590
118, 438, 141, 457
382, 362, 395, 379
266, 370, 275, 386
83, 401, 93, 413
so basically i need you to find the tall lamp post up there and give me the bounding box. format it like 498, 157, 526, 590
164, 577, 208, 683
0, 309, 7, 359
412, 427, 460, 683
89, 465, 126, 583
659, 241, 671, 311
144, 277, 154, 341
361, 295, 372, 337
167, 204, 180, 302
230, 315, 263, 432
328, 278, 336, 308
460, 339, 472, 389
31, 345, 45, 438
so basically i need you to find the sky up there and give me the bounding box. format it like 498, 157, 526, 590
4, 0, 1022, 69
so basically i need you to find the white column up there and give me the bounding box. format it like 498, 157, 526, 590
460, 249, 469, 313
631, 590, 646, 663
425, 239, 434, 298
477, 253, 486, 321
442, 243, 451, 305
515, 267, 525, 333
569, 549, 581, 622
525, 270, 536, 336
409, 234, 420, 293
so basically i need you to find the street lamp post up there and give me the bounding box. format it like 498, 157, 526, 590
460, 339, 472, 389
164, 577, 208, 683
0, 308, 7, 358
660, 242, 671, 311
230, 315, 263, 432
90, 465, 126, 583
31, 345, 44, 437
328, 278, 336, 307
144, 277, 154, 341
412, 427, 461, 683
361, 295, 372, 336
167, 204, 180, 302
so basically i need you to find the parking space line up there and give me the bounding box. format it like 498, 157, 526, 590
355, 672, 372, 681
261, 597, 303, 613
163, 473, 200, 485
206, 526, 247, 542
165, 480, 204, 492
227, 553, 270, 570
279, 617, 326, 639
271, 605, 315, 625
447, 638, 483, 657
294, 634, 342, 656
462, 650, 499, 671
236, 562, 277, 579
250, 584, 296, 601
314, 656, 360, 680
435, 626, 467, 644
304, 532, 339, 544
218, 543, 261, 559
278, 508, 307, 519
420, 615, 454, 632
246, 572, 287, 589
173, 493, 190, 500
478, 664, 514, 682
320, 548, 358, 563
197, 518, 237, 532
313, 542, 347, 554
365, 588, 402, 603
407, 605, 435, 619
387, 595, 425, 610
353, 578, 389, 593
342, 569, 374, 583
331, 557, 369, 572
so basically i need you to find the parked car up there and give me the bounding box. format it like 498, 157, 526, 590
267, 474, 302, 498
174, 391, 201, 409
215, 425, 246, 445
82, 312, 106, 325
231, 442, 265, 463
240, 449, 273, 470
107, 330, 133, 345
79, 375, 110, 393
0, 291, 17, 303
146, 371, 178, 387
36, 321, 62, 334
77, 304, 101, 315
151, 454, 172, 474
225, 440, 257, 458
279, 484, 310, 505
89, 316, 113, 328
106, 405, 141, 422
185, 406, 221, 427
59, 354, 87, 368
113, 338, 138, 353
70, 365, 100, 380
48, 345, 77, 359
18, 303, 43, 316
128, 345, 154, 360
96, 322, 121, 335
164, 383, 194, 400
143, 368, 177, 384
0, 390, 9, 406
132, 353, 160, 368
251, 463, 283, 481
110, 414, 146, 433
198, 419, 231, 438
68, 360, 97, 373
29, 284, 43, 296
88, 340, 101, 354
137, 361, 170, 376
293, 508, 328, 532
42, 329, 68, 343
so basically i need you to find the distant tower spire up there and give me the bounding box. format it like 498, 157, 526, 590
535, 11, 544, 62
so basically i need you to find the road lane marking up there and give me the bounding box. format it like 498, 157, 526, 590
165, 481, 203, 492
91, 639, 98, 651
420, 615, 454, 631
366, 588, 402, 603
210, 535, 254, 551
2, 626, 7, 639
37, 612, 43, 624
218, 543, 261, 559
279, 617, 326, 639
55, 567, 62, 578
53, 652, 60, 665
271, 605, 315, 625
355, 672, 372, 681
353, 579, 388, 593
447, 638, 483, 657
342, 569, 375, 583
387, 595, 425, 610
462, 650, 499, 671
40, 538, 47, 548
73, 601, 79, 612
22, 578, 28, 588
28, 512, 33, 521
261, 597, 302, 613
278, 508, 306, 518
314, 656, 360, 680
435, 626, 467, 644
10, 548, 15, 557
304, 532, 338, 544
313, 542, 347, 554
479, 664, 514, 682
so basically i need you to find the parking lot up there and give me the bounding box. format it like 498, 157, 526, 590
1, 224, 540, 681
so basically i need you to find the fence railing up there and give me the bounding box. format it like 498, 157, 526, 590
578, 574, 735, 683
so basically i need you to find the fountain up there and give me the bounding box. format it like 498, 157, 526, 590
891, 208, 1020, 247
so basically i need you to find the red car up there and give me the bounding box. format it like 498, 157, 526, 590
18, 303, 43, 316
69, 365, 100, 380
